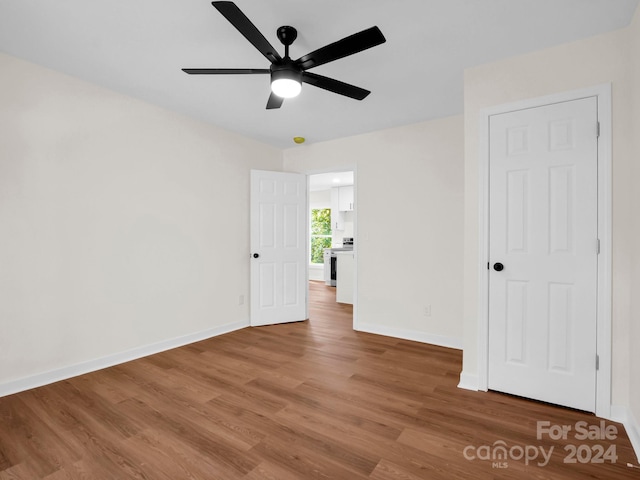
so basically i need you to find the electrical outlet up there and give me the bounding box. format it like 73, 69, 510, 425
424, 305, 431, 317
239, 295, 245, 306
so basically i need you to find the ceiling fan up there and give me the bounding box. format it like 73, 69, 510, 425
182, 1, 386, 109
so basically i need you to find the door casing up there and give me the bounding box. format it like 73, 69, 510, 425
476, 84, 612, 418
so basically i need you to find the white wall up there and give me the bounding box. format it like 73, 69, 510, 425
462, 10, 639, 422
309, 189, 331, 208
629, 7, 640, 446
340, 210, 355, 240
284, 115, 465, 348
0, 53, 282, 393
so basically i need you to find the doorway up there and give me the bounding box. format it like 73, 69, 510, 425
308, 170, 356, 328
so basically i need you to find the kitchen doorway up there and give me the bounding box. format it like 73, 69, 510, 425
308, 170, 356, 328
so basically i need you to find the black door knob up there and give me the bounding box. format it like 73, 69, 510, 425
253, 253, 260, 259
493, 262, 504, 272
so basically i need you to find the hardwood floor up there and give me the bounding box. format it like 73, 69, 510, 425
0, 281, 637, 479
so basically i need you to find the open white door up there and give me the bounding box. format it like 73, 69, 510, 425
488, 97, 599, 412
250, 170, 307, 326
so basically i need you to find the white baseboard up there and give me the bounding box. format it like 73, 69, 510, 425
610, 404, 640, 464
0, 320, 248, 398
355, 323, 463, 350
457, 371, 480, 391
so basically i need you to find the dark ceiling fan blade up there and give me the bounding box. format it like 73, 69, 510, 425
266, 92, 284, 110
182, 68, 270, 74
212, 2, 282, 63
302, 72, 370, 100
295, 26, 386, 70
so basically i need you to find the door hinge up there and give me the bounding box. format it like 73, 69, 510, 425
596, 121, 600, 138
596, 238, 601, 255
596, 354, 600, 371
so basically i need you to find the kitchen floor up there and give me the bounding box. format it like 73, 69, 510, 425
308, 280, 353, 327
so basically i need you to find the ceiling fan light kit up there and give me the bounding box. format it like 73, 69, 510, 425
271, 77, 301, 98
182, 1, 386, 109
270, 63, 302, 98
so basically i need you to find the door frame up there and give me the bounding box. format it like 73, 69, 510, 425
476, 84, 612, 417
306, 166, 358, 329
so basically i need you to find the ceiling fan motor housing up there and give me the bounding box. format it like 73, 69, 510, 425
270, 62, 302, 83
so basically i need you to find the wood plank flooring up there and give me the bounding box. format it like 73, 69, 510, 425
0, 281, 638, 479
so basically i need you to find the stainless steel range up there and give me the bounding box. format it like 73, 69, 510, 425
324, 238, 354, 286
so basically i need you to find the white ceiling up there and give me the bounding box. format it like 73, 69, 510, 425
1, 1, 638, 148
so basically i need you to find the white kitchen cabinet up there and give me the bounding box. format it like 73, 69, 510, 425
338, 186, 354, 211
335, 252, 354, 304
331, 187, 344, 231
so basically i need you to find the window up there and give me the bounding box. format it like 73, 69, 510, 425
310, 208, 332, 264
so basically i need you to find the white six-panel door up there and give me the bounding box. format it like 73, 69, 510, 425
488, 97, 599, 412
250, 170, 307, 327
